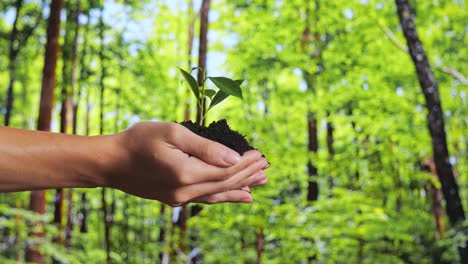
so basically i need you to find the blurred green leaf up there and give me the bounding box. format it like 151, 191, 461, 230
179, 67, 199, 99
209, 90, 229, 109
205, 89, 216, 99
208, 77, 243, 99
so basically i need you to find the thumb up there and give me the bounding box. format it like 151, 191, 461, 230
174, 124, 241, 167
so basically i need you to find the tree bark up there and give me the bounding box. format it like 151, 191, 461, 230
52, 3, 81, 260
395, 0, 467, 261
307, 111, 319, 201
65, 0, 81, 251
97, 5, 112, 263
188, 3, 211, 263
4, 0, 23, 127
195, 0, 210, 126
302, 1, 321, 202
255, 227, 264, 264
4, 0, 41, 126
78, 17, 91, 234
422, 158, 445, 263
26, 0, 64, 263
172, 2, 196, 259
158, 204, 169, 264
326, 111, 334, 196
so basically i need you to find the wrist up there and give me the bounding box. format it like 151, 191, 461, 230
84, 133, 128, 188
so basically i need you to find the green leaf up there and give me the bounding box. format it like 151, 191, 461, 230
205, 89, 216, 99
209, 90, 229, 110
208, 77, 243, 99
235, 79, 245, 86
178, 68, 199, 99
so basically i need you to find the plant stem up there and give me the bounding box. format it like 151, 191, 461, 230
197, 69, 207, 126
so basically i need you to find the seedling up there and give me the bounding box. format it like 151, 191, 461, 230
178, 67, 244, 125
177, 67, 257, 156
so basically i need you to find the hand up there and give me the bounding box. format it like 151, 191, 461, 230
108, 122, 269, 206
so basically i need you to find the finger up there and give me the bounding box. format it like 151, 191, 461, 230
239, 186, 251, 193
172, 124, 241, 167
250, 177, 268, 187
192, 189, 253, 204
235, 170, 267, 190
177, 150, 264, 184
185, 159, 267, 198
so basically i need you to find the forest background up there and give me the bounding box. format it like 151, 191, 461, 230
0, 0, 467, 263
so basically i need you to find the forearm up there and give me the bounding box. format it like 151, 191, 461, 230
0, 126, 119, 191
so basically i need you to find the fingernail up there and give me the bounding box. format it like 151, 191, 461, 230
256, 170, 266, 179
238, 188, 251, 194
241, 194, 253, 203
223, 150, 241, 165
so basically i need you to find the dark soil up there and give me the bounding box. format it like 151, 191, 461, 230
180, 119, 255, 155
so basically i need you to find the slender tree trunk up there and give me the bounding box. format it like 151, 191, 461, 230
65, 0, 81, 250
326, 111, 334, 196
52, 190, 65, 229
255, 227, 264, 264
97, 6, 111, 263
346, 107, 361, 187
171, 2, 196, 260
52, 2, 81, 258
302, 1, 322, 202
76, 7, 90, 236
189, 2, 210, 263
4, 0, 23, 127
357, 239, 365, 263
26, 0, 64, 263
195, 0, 210, 126
422, 158, 445, 263
159, 204, 169, 264
20, 77, 29, 128
15, 197, 22, 261
307, 111, 319, 201
240, 233, 247, 264
65, 1, 80, 250
395, 0, 467, 261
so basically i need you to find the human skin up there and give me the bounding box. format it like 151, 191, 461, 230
0, 122, 269, 206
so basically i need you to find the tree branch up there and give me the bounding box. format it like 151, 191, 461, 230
377, 21, 408, 52
438, 66, 468, 85
378, 21, 468, 85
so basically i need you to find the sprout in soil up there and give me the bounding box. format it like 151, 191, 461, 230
177, 67, 257, 156
178, 67, 244, 126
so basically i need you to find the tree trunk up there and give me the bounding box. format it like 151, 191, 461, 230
422, 158, 445, 263
302, 1, 322, 202
65, 0, 81, 249
172, 2, 196, 259
52, 3, 81, 259
326, 111, 334, 196
395, 0, 467, 261
307, 111, 319, 201
26, 0, 64, 263
350, 109, 361, 186
195, 0, 210, 126
4, 0, 23, 127
78, 66, 91, 234
240, 233, 247, 264
255, 227, 264, 264
97, 5, 111, 263
53, 1, 77, 258
189, 2, 210, 263
158, 204, 169, 264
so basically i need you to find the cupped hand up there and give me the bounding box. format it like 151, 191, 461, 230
107, 122, 268, 206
